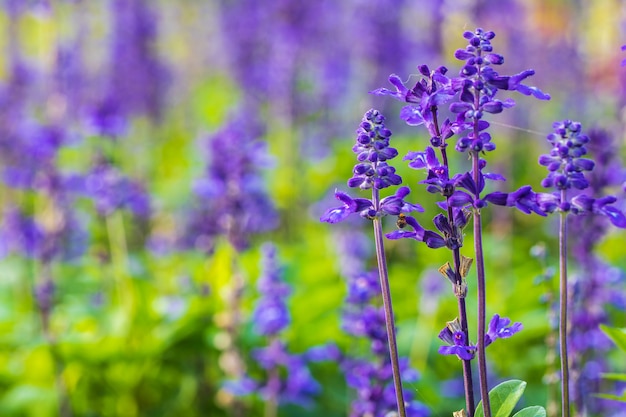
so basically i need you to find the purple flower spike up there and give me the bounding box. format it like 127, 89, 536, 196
538, 120, 626, 226
485, 314, 523, 346
321, 109, 422, 224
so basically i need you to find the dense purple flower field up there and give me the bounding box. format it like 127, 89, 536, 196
1, 1, 626, 417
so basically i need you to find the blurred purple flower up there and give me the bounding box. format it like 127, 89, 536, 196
84, 156, 151, 218
337, 237, 429, 416
566, 128, 626, 414
252, 244, 291, 336
182, 109, 278, 253
106, 0, 168, 121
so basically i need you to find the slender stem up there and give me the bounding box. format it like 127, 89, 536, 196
559, 195, 571, 417
264, 338, 280, 417
471, 153, 491, 417
38, 264, 73, 417
433, 106, 475, 416
372, 187, 407, 417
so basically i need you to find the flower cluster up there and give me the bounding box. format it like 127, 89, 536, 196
438, 315, 522, 360
532, 120, 626, 227
370, 65, 456, 137
321, 109, 422, 223
83, 155, 151, 218
225, 243, 334, 409
539, 120, 595, 191
567, 128, 626, 414
183, 109, 278, 253
451, 28, 550, 153
251, 243, 291, 336
367, 27, 550, 416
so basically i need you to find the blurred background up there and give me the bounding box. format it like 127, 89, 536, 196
1, 0, 626, 416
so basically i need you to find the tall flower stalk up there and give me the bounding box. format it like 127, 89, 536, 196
568, 128, 626, 416
532, 120, 626, 416
224, 243, 332, 416
372, 65, 477, 414
371, 27, 549, 416
449, 29, 550, 416
322, 109, 423, 416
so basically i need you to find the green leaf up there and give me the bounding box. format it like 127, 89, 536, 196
600, 325, 626, 352
602, 373, 626, 382
511, 406, 547, 417
595, 392, 626, 403
475, 380, 527, 417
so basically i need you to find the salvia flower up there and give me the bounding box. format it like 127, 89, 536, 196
251, 339, 322, 407
225, 243, 327, 409
536, 120, 626, 227
539, 120, 594, 191
484, 314, 523, 346
370, 65, 457, 138
439, 314, 521, 360
84, 155, 151, 218
251, 244, 290, 336
451, 28, 549, 153
438, 318, 476, 361
321, 109, 423, 223
183, 109, 278, 252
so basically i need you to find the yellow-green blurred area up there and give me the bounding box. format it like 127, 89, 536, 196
0, 1, 625, 416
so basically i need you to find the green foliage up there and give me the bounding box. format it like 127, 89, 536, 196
597, 326, 626, 403
474, 380, 546, 417
601, 325, 626, 352
511, 406, 546, 417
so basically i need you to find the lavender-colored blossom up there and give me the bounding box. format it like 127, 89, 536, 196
0, 203, 87, 264
370, 66, 460, 139
225, 243, 327, 410
438, 314, 521, 359
535, 120, 626, 227
321, 110, 423, 224
566, 128, 626, 414
182, 110, 278, 253
252, 244, 290, 336
106, 0, 168, 121
84, 156, 151, 218
539, 120, 593, 191
86, 96, 127, 138
438, 319, 476, 361
484, 314, 523, 346
251, 339, 321, 407
450, 28, 549, 153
